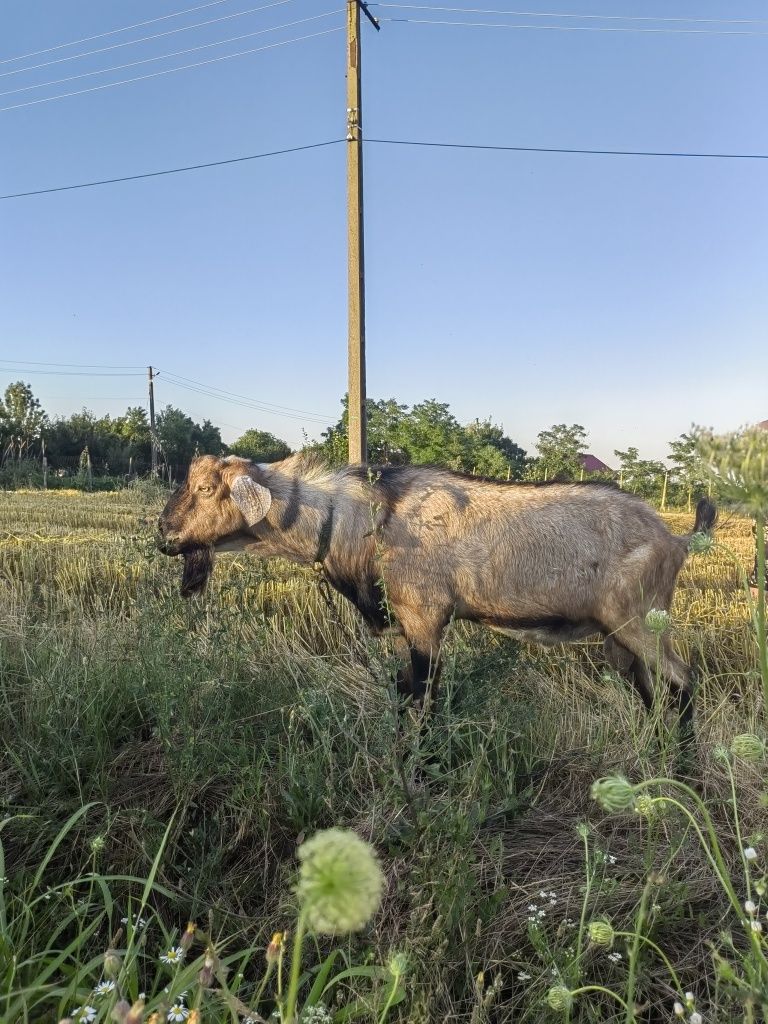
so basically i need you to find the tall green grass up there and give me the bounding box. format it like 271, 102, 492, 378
0, 489, 765, 1022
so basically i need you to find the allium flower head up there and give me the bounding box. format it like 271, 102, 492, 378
645, 608, 671, 635
591, 776, 636, 813
730, 734, 766, 763
546, 986, 573, 1012
587, 918, 615, 947
296, 828, 384, 935
688, 531, 714, 555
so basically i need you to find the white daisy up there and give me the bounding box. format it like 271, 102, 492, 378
167, 1003, 189, 1022
160, 947, 185, 965
71, 1006, 97, 1023
93, 980, 116, 997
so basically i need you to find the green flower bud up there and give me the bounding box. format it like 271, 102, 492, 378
634, 794, 656, 818
689, 531, 714, 555
103, 948, 122, 980
587, 919, 615, 947
546, 986, 573, 1012
296, 828, 385, 935
645, 608, 671, 634
591, 776, 637, 813
388, 952, 408, 977
730, 734, 766, 763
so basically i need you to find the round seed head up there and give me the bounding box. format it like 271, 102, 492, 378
296, 828, 385, 935
587, 919, 615, 947
645, 608, 671, 634
546, 986, 573, 1012
730, 734, 766, 763
591, 776, 637, 813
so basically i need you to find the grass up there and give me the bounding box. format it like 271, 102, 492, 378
0, 489, 766, 1022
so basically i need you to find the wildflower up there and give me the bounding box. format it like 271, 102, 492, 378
745, 847, 759, 862
517, 971, 531, 981
266, 931, 284, 963
546, 986, 573, 1012
90, 835, 106, 855
607, 951, 623, 963
71, 1007, 97, 1023
388, 951, 408, 976
587, 919, 615, 947
296, 828, 385, 935
673, 1003, 685, 1017
126, 1001, 146, 1024
731, 734, 766, 763
745, 900, 758, 916
160, 946, 185, 965
712, 745, 731, 764
188, 1013, 200, 1024
93, 980, 116, 997
300, 1007, 333, 1023
645, 608, 671, 634
689, 531, 714, 555
591, 776, 636, 813
179, 921, 197, 953
751, 920, 763, 933
689, 1014, 703, 1024
112, 1000, 131, 1023
104, 948, 122, 979
167, 1004, 189, 1022
634, 794, 656, 818
685, 992, 695, 1005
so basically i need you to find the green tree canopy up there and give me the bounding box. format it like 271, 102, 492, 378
613, 446, 666, 499
0, 381, 48, 455
534, 423, 589, 481
229, 429, 291, 462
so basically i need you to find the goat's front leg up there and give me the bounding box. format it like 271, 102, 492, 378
391, 606, 447, 709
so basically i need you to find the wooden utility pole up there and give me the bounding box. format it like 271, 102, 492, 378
148, 365, 158, 476
346, 0, 378, 464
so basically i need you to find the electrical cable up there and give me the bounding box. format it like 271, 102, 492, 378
0, 10, 343, 99
159, 375, 335, 424
0, 139, 344, 200
0, 26, 343, 113
379, 14, 768, 36
366, 137, 768, 160
371, 4, 768, 27
0, 0, 236, 66
158, 370, 335, 421
1, 0, 303, 82
0, 358, 145, 369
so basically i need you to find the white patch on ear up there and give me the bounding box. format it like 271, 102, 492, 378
230, 474, 272, 527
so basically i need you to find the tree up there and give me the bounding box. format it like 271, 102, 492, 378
465, 419, 527, 478
230, 429, 291, 462
535, 423, 588, 481
613, 446, 666, 500
0, 381, 47, 458
668, 432, 707, 510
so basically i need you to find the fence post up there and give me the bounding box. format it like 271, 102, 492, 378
660, 471, 668, 511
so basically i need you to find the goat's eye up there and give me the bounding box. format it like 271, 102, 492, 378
198, 484, 213, 494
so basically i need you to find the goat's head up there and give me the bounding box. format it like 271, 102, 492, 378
156, 455, 272, 596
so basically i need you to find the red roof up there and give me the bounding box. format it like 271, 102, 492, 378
580, 453, 613, 473
758, 420, 768, 430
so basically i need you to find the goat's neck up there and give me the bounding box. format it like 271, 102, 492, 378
255, 464, 368, 566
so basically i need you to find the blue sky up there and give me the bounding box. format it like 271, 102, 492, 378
1, 0, 766, 463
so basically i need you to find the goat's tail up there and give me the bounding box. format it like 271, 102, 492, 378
693, 496, 717, 535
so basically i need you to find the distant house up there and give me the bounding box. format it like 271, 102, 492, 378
580, 453, 613, 475
758, 420, 768, 431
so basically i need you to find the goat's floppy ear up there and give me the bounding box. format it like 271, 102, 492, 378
230, 474, 272, 527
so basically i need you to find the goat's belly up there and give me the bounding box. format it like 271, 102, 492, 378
482, 615, 603, 645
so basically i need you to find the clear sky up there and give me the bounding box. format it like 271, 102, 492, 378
1, 0, 766, 464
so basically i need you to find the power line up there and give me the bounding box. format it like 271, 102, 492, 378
379, 15, 768, 36
0, 10, 343, 99
0, 368, 145, 377
0, 11, 343, 99
371, 4, 768, 27
1, 0, 300, 80
0, 26, 344, 113
0, 139, 344, 200
159, 377, 335, 425
158, 370, 335, 421
0, 0, 236, 66
0, 358, 145, 369
367, 138, 768, 159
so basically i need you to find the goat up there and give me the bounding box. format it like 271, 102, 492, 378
156, 453, 716, 732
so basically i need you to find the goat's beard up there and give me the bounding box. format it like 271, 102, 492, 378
180, 546, 214, 597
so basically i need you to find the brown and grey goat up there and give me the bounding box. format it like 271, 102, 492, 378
156, 454, 716, 732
